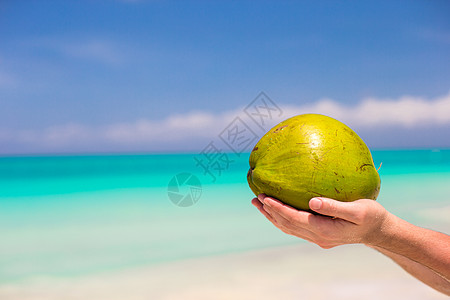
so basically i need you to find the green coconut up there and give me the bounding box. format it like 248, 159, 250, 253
247, 114, 380, 211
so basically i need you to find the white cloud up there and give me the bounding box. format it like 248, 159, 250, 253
1, 93, 450, 153
103, 111, 232, 143
43, 123, 93, 145
282, 93, 450, 128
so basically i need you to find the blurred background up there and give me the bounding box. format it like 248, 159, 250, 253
0, 1, 449, 299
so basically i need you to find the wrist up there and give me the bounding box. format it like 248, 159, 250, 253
363, 211, 398, 247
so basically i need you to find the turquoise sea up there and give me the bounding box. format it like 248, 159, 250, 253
1, 149, 450, 284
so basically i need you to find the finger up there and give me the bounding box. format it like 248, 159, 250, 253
259, 199, 322, 241
251, 197, 260, 205
251, 197, 265, 211
261, 197, 322, 236
254, 198, 325, 243
252, 197, 306, 235
309, 197, 361, 223
251, 198, 278, 224
257, 194, 286, 221
263, 196, 313, 226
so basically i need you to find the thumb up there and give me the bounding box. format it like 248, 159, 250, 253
309, 197, 361, 223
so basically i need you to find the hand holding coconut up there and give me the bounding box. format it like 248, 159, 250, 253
252, 195, 388, 248
252, 194, 450, 295
249, 114, 450, 295
248, 113, 386, 248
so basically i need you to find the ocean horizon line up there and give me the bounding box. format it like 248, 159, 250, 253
1, 147, 449, 158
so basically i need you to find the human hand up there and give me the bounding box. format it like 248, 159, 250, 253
251, 194, 389, 249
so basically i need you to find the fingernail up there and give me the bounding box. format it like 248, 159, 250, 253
309, 198, 322, 210
258, 194, 265, 201
263, 198, 271, 207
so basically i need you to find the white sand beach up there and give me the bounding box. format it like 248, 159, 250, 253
0, 243, 447, 300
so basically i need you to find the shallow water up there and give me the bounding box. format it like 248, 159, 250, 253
0, 149, 449, 283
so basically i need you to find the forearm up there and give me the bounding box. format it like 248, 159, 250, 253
370, 245, 450, 295
253, 195, 450, 294
369, 212, 450, 281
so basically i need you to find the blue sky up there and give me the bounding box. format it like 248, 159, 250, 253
0, 0, 449, 154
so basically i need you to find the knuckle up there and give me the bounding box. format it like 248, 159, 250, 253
354, 208, 369, 223
326, 200, 338, 216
